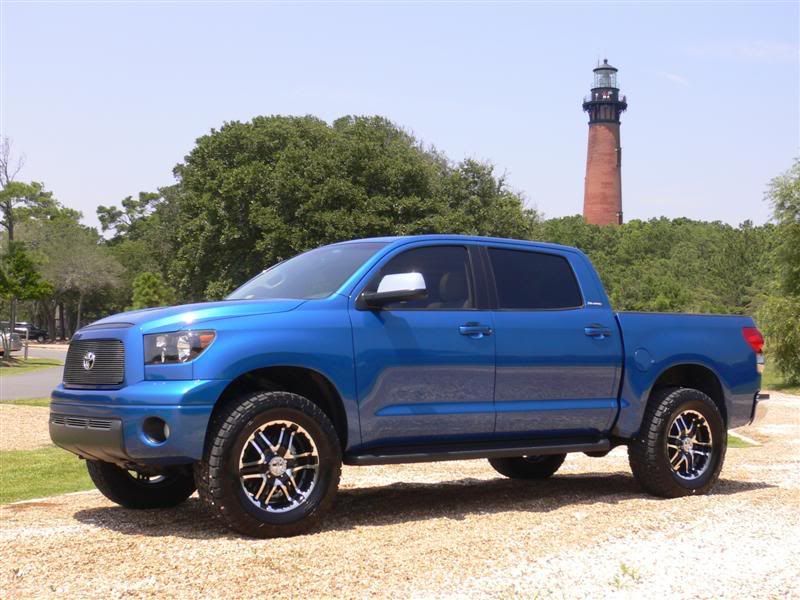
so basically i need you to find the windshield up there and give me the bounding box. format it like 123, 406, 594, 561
226, 242, 387, 300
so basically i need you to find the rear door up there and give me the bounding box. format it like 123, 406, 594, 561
486, 245, 622, 438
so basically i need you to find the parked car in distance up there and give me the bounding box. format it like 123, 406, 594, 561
0, 330, 23, 354
0, 321, 49, 343
50, 235, 767, 538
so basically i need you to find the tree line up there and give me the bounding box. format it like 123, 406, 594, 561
1, 116, 797, 382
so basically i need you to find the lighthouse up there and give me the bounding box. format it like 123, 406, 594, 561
582, 59, 627, 225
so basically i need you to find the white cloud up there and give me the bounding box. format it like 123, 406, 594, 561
687, 41, 799, 63
661, 72, 690, 86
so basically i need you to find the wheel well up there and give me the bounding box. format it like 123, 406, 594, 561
208, 367, 348, 451
650, 364, 726, 424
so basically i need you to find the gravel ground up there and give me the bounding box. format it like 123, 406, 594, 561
0, 405, 51, 451
1, 393, 798, 599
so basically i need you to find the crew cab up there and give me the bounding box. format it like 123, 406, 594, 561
50, 235, 767, 537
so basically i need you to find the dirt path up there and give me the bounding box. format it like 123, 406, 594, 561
1, 395, 798, 598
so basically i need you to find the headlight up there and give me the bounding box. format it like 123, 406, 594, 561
144, 330, 216, 365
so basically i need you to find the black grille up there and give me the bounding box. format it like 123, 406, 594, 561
50, 414, 115, 430
63, 339, 125, 387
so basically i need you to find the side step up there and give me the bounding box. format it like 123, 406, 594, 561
345, 438, 611, 466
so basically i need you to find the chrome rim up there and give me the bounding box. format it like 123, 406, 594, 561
128, 471, 166, 484
667, 409, 714, 481
238, 420, 319, 513
522, 456, 549, 463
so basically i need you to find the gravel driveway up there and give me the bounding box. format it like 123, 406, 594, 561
0, 405, 51, 451
1, 394, 798, 598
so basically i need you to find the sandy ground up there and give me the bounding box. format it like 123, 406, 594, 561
1, 393, 798, 599
0, 405, 51, 451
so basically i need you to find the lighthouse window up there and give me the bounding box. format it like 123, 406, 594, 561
488, 249, 583, 310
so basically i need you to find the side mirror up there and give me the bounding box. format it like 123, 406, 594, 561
360, 272, 427, 309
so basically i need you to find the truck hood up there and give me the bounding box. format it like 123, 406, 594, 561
84, 299, 306, 333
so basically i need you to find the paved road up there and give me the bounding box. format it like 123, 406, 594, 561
1, 346, 66, 401
0, 367, 63, 401
25, 346, 68, 362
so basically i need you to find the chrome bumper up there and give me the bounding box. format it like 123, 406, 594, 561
751, 393, 769, 425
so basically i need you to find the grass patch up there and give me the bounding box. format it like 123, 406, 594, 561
0, 397, 50, 407
611, 562, 642, 589
728, 433, 758, 448
0, 445, 92, 504
761, 363, 800, 395
0, 358, 63, 376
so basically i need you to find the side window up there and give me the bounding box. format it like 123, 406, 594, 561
488, 248, 583, 310
364, 246, 474, 310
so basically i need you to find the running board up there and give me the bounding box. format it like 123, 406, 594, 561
345, 438, 610, 466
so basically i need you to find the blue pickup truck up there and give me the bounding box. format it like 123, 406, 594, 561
50, 235, 767, 537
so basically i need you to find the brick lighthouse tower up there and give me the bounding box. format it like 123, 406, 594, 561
582, 59, 627, 225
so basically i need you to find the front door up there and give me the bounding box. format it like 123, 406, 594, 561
350, 244, 496, 449
486, 246, 623, 438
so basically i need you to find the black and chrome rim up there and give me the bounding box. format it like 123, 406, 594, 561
128, 471, 166, 485
667, 409, 714, 481
522, 455, 550, 463
238, 420, 320, 513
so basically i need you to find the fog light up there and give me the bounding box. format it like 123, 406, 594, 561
142, 417, 169, 444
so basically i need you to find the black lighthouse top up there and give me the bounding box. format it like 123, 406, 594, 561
583, 59, 627, 124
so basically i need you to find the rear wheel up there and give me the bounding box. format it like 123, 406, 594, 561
628, 386, 726, 497
488, 453, 566, 479
86, 461, 196, 509
202, 391, 342, 538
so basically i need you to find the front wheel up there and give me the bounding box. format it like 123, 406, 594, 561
86, 461, 196, 509
488, 453, 566, 479
628, 387, 726, 498
201, 391, 342, 538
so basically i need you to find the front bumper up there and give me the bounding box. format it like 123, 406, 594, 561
50, 379, 229, 467
750, 392, 769, 425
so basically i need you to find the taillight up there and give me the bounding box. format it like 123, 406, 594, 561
742, 327, 764, 353
743, 327, 765, 374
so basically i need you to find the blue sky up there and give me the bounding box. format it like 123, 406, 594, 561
1, 1, 798, 229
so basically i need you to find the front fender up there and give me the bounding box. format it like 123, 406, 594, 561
191, 296, 360, 448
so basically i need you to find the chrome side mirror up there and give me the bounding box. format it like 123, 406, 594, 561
360, 272, 427, 308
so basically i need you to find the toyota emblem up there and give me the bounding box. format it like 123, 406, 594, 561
82, 351, 96, 371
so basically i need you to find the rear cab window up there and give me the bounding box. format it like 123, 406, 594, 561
487, 247, 583, 310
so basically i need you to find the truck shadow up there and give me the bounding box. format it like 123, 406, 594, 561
72, 472, 775, 540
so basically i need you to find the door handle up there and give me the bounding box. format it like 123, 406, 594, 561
459, 323, 493, 338
584, 325, 612, 339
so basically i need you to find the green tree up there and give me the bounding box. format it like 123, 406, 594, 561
97, 191, 161, 238
0, 138, 59, 329
129, 271, 175, 309
759, 160, 800, 383
18, 210, 122, 336
166, 115, 533, 300
0, 242, 51, 353
0, 242, 50, 304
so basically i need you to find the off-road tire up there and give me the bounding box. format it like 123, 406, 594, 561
86, 461, 196, 509
193, 407, 225, 513
628, 386, 726, 498
193, 459, 213, 511
488, 453, 566, 479
204, 391, 342, 538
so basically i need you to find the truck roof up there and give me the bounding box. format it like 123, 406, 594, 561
336, 234, 581, 255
